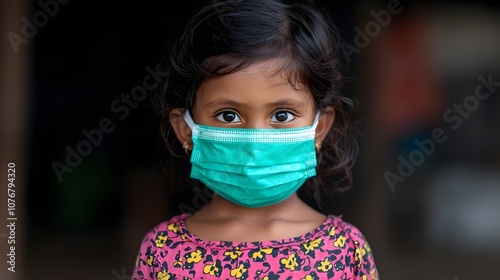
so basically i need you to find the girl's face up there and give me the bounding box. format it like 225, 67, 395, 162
192, 59, 317, 129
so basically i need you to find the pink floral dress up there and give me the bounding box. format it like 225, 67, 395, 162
132, 213, 378, 279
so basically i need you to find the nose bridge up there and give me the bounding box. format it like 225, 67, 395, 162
242, 109, 270, 129
243, 119, 270, 129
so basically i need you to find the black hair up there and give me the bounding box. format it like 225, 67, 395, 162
155, 0, 360, 211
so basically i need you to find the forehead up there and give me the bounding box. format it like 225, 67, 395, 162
195, 59, 313, 107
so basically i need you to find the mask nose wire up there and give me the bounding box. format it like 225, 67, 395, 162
183, 110, 196, 131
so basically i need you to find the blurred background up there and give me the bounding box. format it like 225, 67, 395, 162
1, 0, 500, 279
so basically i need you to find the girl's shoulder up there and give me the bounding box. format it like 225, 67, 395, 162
140, 213, 192, 243
302, 214, 374, 253
327, 214, 373, 246
147, 213, 191, 232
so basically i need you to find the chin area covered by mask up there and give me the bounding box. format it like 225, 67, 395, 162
183, 110, 319, 208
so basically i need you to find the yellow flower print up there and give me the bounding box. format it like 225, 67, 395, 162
146, 247, 155, 267
155, 231, 168, 248
186, 249, 203, 264
224, 248, 243, 259
251, 248, 273, 261
157, 269, 171, 280
355, 247, 366, 263
333, 235, 346, 248
329, 227, 336, 236
147, 254, 155, 266
203, 264, 218, 276
167, 223, 180, 234
280, 253, 299, 271
302, 237, 322, 254
183, 249, 205, 269
203, 260, 222, 277
230, 263, 248, 279
316, 258, 332, 272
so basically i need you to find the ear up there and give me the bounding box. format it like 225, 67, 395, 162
315, 106, 335, 147
169, 108, 192, 149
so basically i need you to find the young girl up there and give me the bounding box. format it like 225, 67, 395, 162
132, 0, 378, 279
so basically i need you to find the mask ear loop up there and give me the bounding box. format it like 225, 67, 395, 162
183, 110, 196, 130
313, 112, 321, 152
181, 110, 196, 156
312, 112, 320, 129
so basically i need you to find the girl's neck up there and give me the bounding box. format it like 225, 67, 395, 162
185, 192, 327, 242
198, 193, 323, 224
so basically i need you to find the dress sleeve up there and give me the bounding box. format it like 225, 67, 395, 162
132, 229, 157, 280
347, 224, 379, 280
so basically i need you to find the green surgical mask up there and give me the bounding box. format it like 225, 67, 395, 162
183, 110, 319, 208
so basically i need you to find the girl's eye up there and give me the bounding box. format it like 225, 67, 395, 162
216, 111, 241, 123
271, 111, 295, 123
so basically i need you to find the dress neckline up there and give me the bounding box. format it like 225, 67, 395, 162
175, 213, 338, 249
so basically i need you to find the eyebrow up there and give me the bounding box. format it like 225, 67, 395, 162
267, 100, 306, 107
205, 98, 243, 108
205, 98, 307, 108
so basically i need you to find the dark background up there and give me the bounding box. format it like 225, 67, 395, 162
1, 0, 500, 279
